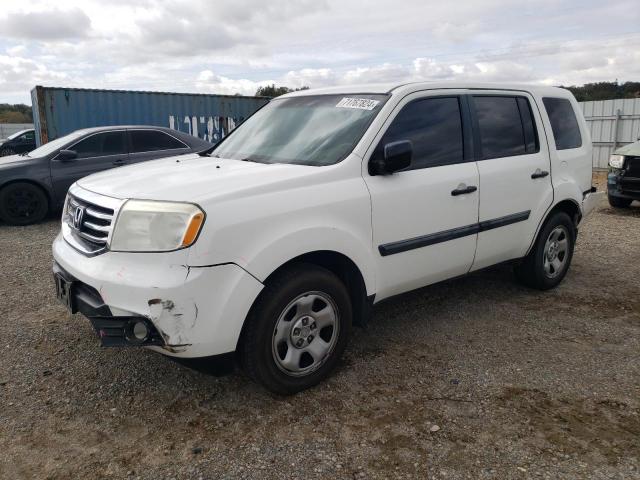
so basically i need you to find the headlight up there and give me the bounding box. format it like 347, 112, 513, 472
609, 154, 625, 169
110, 200, 205, 252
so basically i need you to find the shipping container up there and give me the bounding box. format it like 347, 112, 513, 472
30, 86, 269, 147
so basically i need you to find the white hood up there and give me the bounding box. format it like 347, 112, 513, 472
77, 153, 319, 203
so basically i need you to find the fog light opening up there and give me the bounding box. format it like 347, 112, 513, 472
127, 319, 150, 343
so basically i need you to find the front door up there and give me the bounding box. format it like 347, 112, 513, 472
364, 92, 480, 300
469, 93, 553, 271
50, 130, 128, 201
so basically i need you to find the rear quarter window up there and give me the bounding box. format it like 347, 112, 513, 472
542, 97, 582, 150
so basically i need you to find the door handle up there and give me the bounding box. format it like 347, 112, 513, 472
451, 184, 478, 196
531, 169, 549, 179
112, 159, 126, 166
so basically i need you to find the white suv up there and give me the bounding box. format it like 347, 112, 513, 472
52, 82, 599, 394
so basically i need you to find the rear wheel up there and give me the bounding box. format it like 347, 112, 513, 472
239, 263, 352, 395
0, 182, 49, 225
608, 194, 632, 208
515, 211, 575, 290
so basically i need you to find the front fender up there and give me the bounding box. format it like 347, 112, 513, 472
240, 226, 376, 295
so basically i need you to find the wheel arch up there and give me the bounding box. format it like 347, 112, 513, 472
525, 198, 581, 256
263, 250, 372, 327
0, 178, 54, 213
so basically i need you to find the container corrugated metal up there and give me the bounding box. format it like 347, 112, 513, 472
580, 98, 640, 169
30, 86, 269, 147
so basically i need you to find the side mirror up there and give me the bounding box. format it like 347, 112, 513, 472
370, 140, 412, 175
57, 149, 78, 161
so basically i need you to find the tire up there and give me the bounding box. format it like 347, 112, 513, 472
608, 194, 632, 208
515, 211, 576, 290
0, 147, 16, 157
0, 182, 49, 225
239, 263, 352, 395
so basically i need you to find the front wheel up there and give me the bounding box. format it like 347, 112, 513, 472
515, 211, 576, 290
239, 263, 352, 395
0, 147, 16, 157
0, 182, 49, 225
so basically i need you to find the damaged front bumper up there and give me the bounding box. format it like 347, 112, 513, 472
53, 262, 165, 347
52, 232, 264, 358
608, 169, 640, 201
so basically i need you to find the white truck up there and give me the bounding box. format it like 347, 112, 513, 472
52, 82, 599, 394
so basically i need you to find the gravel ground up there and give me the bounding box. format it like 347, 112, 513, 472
1, 177, 639, 480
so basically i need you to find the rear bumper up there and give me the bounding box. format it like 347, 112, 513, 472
582, 188, 603, 217
52, 232, 264, 358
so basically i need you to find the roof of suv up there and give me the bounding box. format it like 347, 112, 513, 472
280, 82, 573, 99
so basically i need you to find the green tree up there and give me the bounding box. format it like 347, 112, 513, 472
0, 103, 33, 123
562, 81, 640, 102
255, 84, 310, 98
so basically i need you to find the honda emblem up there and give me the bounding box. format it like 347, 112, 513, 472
72, 206, 84, 229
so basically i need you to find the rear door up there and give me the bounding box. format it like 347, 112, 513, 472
127, 129, 191, 164
50, 130, 128, 200
364, 91, 480, 300
470, 93, 553, 271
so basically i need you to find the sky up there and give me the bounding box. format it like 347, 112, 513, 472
0, 0, 639, 104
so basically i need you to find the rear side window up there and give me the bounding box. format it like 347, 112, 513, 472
374, 96, 464, 170
130, 130, 187, 153
542, 97, 582, 150
473, 96, 539, 160
72, 131, 126, 159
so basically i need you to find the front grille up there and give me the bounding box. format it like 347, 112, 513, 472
625, 156, 640, 177
66, 195, 115, 253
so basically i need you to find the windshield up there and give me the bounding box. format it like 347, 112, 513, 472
212, 94, 388, 166
27, 130, 86, 157
7, 129, 30, 140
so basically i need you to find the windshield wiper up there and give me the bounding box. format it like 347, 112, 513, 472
241, 157, 268, 164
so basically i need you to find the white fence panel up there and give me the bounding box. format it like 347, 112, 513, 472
580, 99, 640, 169
0, 123, 33, 141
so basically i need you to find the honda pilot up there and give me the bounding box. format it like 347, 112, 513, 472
52, 83, 599, 394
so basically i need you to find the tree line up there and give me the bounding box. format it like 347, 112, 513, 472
563, 81, 640, 102
0, 103, 33, 123
1, 81, 638, 124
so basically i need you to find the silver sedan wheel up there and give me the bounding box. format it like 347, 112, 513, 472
543, 225, 569, 278
272, 291, 340, 377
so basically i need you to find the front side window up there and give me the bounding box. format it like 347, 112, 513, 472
372, 96, 464, 170
72, 131, 126, 159
212, 94, 388, 166
130, 130, 187, 153
20, 131, 35, 142
28, 130, 85, 157
542, 97, 582, 150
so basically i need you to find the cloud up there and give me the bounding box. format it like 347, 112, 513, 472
0, 0, 639, 104
0, 8, 91, 40
0, 55, 68, 99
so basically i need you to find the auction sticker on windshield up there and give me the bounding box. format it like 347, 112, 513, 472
336, 98, 380, 110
